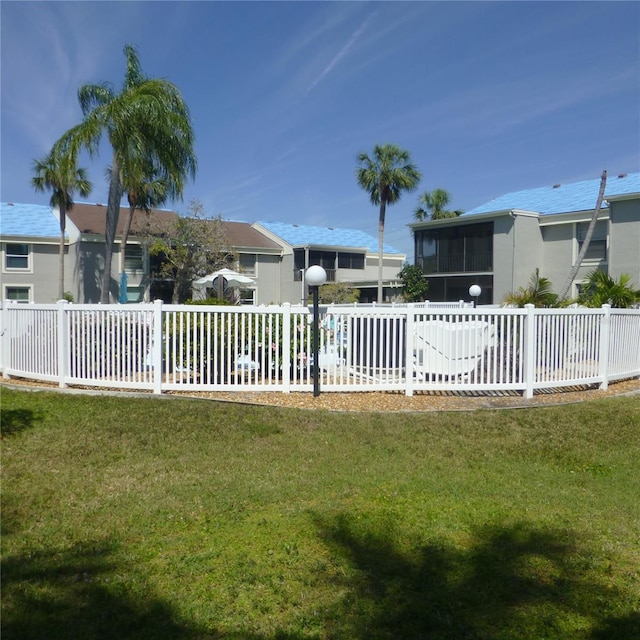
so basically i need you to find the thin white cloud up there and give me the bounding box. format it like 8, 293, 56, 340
446, 65, 638, 139
270, 3, 363, 74
1, 1, 150, 154
305, 12, 375, 95
212, 174, 264, 198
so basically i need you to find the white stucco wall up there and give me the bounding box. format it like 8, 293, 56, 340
492, 213, 543, 302
1, 241, 62, 303
609, 198, 640, 284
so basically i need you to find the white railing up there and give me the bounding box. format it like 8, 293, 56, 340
1, 301, 638, 398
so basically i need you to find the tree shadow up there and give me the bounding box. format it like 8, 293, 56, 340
314, 514, 639, 639
1, 537, 311, 640
3, 513, 636, 639
1, 541, 212, 640
0, 408, 43, 437
590, 611, 640, 640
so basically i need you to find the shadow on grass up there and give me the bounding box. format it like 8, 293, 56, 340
1, 538, 309, 640
3, 519, 637, 639
314, 515, 639, 640
0, 408, 42, 437
0, 542, 212, 640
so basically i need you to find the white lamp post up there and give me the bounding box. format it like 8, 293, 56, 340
469, 284, 481, 308
305, 265, 327, 397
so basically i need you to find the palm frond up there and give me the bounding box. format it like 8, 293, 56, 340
578, 270, 640, 308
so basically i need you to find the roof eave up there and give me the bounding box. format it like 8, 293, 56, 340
538, 209, 611, 226
292, 243, 369, 252
235, 245, 283, 255
250, 222, 290, 248
409, 209, 515, 228
605, 191, 640, 202
1, 234, 61, 244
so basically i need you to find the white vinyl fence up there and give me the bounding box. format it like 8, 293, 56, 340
1, 300, 638, 398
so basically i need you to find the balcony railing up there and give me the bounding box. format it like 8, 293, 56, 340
418, 253, 492, 274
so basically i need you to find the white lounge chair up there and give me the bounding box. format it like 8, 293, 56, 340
318, 343, 345, 369
235, 353, 260, 373
413, 319, 495, 380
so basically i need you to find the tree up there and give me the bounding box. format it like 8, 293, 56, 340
119, 162, 170, 288
31, 148, 92, 300
54, 44, 196, 303
414, 188, 463, 221
502, 268, 559, 308
558, 170, 607, 301
356, 144, 421, 303
149, 200, 235, 303
318, 282, 360, 304
398, 263, 429, 302
577, 270, 640, 308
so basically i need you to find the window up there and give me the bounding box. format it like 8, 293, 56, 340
309, 250, 336, 271
294, 249, 344, 281
309, 250, 336, 281
294, 249, 306, 280
238, 288, 255, 305
239, 253, 256, 276
5, 286, 30, 303
124, 245, 143, 272
415, 222, 493, 274
5, 243, 29, 270
425, 274, 493, 304
125, 286, 144, 303
577, 221, 607, 262
338, 252, 365, 269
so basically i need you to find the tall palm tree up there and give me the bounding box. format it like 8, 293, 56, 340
54, 44, 196, 303
356, 144, 421, 302
32, 148, 92, 300
558, 170, 607, 301
414, 188, 463, 221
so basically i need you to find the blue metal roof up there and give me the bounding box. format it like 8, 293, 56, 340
0, 202, 61, 237
256, 221, 403, 254
464, 172, 640, 217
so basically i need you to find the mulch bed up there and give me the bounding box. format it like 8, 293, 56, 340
2, 376, 639, 413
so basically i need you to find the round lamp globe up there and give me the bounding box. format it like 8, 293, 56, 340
306, 265, 327, 287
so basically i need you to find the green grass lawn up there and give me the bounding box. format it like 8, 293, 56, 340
2, 388, 639, 639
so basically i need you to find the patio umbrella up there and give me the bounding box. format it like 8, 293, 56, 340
193, 268, 255, 288
118, 271, 128, 304
193, 268, 255, 299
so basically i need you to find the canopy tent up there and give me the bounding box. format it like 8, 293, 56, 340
192, 268, 255, 301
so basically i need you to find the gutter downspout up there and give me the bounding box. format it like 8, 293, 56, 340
509, 210, 516, 293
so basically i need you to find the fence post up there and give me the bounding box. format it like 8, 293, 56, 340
282, 303, 291, 393
598, 304, 611, 390
405, 304, 415, 397
523, 304, 536, 399
152, 299, 163, 395
0, 301, 7, 378
57, 300, 69, 388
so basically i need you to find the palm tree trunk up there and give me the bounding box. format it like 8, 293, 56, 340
120, 206, 135, 281
100, 158, 123, 303
558, 170, 607, 301
378, 199, 386, 303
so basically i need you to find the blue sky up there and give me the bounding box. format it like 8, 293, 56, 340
2, 1, 639, 260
